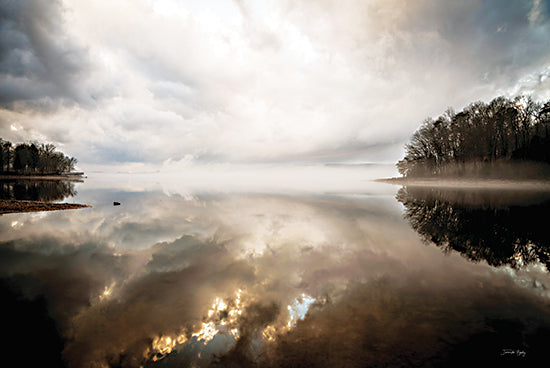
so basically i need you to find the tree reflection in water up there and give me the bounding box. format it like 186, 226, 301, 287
0, 179, 77, 202
397, 186, 550, 270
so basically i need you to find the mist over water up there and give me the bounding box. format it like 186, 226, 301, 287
2, 167, 550, 367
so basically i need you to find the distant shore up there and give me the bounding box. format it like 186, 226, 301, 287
0, 199, 90, 214
375, 177, 550, 190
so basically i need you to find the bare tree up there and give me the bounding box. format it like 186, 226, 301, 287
398, 95, 550, 177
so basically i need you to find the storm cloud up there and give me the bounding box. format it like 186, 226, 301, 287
0, 0, 92, 108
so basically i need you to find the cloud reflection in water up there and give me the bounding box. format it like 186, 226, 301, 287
1, 179, 550, 367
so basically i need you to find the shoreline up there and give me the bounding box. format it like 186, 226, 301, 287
0, 174, 85, 181
375, 177, 550, 190
0, 199, 91, 214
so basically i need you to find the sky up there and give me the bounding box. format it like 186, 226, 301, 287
1, 0, 550, 171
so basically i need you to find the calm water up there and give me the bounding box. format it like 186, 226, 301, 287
2, 169, 550, 367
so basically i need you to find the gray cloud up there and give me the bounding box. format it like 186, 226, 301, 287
0, 0, 92, 110
285, 0, 550, 84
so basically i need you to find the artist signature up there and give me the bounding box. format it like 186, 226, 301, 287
500, 349, 527, 357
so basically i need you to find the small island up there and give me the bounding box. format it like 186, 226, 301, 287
383, 95, 550, 184
0, 138, 89, 214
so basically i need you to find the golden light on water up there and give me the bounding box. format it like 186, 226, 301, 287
148, 289, 245, 360
98, 282, 116, 301
192, 289, 244, 344
148, 289, 315, 362
151, 336, 177, 361
192, 321, 218, 344
262, 325, 278, 342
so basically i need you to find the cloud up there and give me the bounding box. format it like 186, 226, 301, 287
0, 0, 549, 166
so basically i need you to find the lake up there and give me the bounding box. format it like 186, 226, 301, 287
2, 166, 550, 367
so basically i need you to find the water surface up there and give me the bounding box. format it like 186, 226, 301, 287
2, 170, 550, 367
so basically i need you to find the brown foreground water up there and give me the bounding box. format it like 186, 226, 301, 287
2, 171, 550, 367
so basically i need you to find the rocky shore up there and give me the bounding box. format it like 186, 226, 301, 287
0, 199, 90, 214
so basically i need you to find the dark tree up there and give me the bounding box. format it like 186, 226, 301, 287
13, 144, 37, 173
0, 139, 12, 172
0, 138, 78, 175
397, 95, 550, 177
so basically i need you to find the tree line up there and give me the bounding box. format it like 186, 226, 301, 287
0, 138, 77, 175
397, 96, 550, 177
